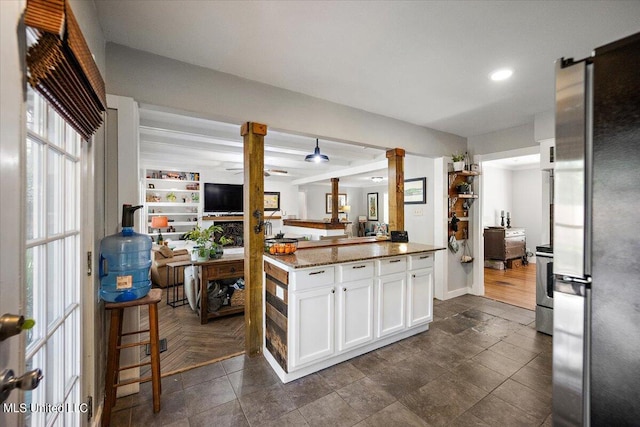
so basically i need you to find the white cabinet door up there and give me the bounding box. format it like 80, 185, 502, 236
376, 272, 406, 338
290, 286, 335, 369
337, 279, 374, 351
407, 267, 434, 327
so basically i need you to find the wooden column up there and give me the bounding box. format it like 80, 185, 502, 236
241, 122, 267, 357
387, 148, 405, 231
331, 177, 340, 223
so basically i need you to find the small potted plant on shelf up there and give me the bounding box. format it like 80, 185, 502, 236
166, 192, 177, 202
451, 153, 465, 172
456, 182, 471, 194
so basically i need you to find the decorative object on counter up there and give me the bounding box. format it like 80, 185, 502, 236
404, 177, 426, 204
464, 151, 471, 170
265, 238, 298, 255
500, 210, 505, 227
151, 216, 169, 244
390, 231, 409, 242
451, 153, 465, 171
367, 192, 379, 221
506, 212, 512, 229
305, 138, 329, 163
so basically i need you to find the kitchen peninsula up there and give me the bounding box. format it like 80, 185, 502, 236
263, 239, 444, 383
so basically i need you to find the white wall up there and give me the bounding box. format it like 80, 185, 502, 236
404, 155, 434, 245
482, 166, 513, 227
512, 168, 543, 260
105, 43, 466, 157
468, 123, 535, 156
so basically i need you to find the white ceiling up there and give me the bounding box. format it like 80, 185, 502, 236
96, 1, 640, 138
98, 1, 639, 186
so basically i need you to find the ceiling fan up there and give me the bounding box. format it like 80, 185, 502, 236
225, 168, 288, 177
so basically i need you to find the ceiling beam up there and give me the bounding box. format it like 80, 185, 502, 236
291, 160, 388, 185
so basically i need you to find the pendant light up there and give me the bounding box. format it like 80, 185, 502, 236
305, 139, 329, 163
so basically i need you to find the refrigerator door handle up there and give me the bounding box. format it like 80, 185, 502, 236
560, 276, 592, 285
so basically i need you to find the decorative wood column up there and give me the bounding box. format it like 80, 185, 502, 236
331, 178, 340, 223
241, 122, 267, 357
387, 148, 405, 231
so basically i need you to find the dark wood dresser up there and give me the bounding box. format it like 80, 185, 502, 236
484, 227, 526, 262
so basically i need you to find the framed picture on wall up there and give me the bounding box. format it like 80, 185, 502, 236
367, 192, 379, 221
264, 192, 280, 211
404, 177, 426, 204
326, 193, 347, 214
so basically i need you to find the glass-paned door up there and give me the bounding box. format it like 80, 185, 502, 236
24, 87, 83, 426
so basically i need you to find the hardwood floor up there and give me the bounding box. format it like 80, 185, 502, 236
484, 262, 536, 310
139, 286, 245, 377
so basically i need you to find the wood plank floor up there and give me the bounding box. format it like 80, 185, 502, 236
139, 287, 245, 377
484, 263, 536, 310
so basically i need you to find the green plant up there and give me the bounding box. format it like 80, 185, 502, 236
185, 224, 232, 257
452, 153, 465, 162
166, 192, 177, 202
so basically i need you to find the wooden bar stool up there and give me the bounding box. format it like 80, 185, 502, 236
102, 289, 162, 427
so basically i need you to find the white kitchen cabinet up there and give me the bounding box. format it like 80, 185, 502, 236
264, 249, 438, 383
376, 272, 406, 338
337, 278, 374, 351
407, 267, 433, 327
289, 285, 335, 369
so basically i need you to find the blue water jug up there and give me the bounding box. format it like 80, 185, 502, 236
99, 204, 152, 302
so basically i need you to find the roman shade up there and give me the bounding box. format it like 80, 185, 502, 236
24, 0, 106, 141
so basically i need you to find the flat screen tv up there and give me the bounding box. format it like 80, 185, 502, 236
204, 183, 243, 213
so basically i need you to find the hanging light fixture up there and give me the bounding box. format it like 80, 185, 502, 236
305, 139, 329, 163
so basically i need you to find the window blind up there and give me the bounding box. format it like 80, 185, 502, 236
24, 0, 106, 141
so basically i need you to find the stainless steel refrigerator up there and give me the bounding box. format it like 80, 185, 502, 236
553, 32, 640, 426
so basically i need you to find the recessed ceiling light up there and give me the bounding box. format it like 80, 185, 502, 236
490, 68, 513, 81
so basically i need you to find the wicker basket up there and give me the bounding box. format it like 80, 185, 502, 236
231, 289, 245, 307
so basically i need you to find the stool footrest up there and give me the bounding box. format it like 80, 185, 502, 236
118, 361, 152, 373
116, 340, 150, 350
121, 328, 150, 337
116, 375, 153, 388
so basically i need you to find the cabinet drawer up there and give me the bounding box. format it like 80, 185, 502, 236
338, 261, 374, 282
505, 229, 525, 238
291, 266, 335, 291
376, 256, 407, 276
505, 246, 525, 259
409, 253, 433, 270
203, 262, 243, 279
505, 236, 525, 248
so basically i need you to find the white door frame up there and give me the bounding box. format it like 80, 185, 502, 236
0, 2, 27, 425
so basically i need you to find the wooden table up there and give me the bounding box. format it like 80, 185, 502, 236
197, 255, 244, 324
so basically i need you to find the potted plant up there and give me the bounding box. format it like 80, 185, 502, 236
451, 153, 465, 172
185, 225, 219, 261
211, 235, 234, 259
456, 181, 471, 194
166, 192, 177, 202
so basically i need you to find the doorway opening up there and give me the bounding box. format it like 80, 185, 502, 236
479, 150, 545, 310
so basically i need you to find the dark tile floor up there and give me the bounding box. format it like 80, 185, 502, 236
109, 295, 553, 426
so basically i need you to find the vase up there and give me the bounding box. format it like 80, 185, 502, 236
197, 248, 210, 262
210, 245, 223, 259
453, 161, 465, 172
